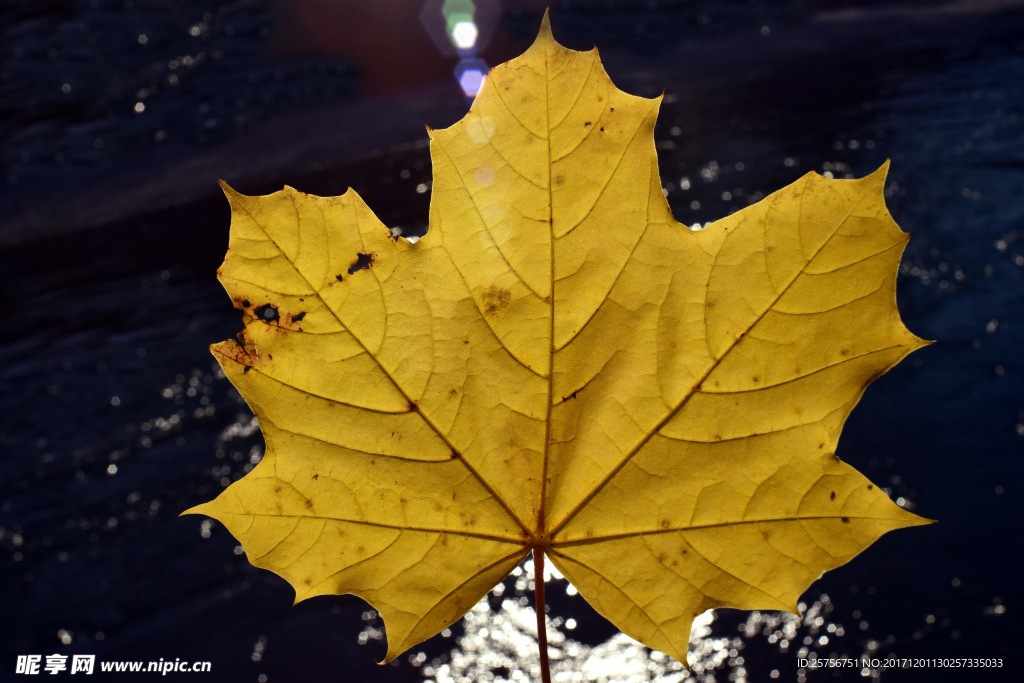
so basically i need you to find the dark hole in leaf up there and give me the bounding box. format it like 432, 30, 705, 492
335, 274, 344, 282
348, 253, 374, 275
292, 312, 306, 323
243, 366, 251, 373
242, 299, 251, 308
255, 304, 279, 322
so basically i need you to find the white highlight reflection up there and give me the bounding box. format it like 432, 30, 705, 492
452, 21, 478, 49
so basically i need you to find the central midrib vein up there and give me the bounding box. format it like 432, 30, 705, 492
539, 30, 555, 540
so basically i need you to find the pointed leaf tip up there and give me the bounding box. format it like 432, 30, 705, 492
875, 158, 891, 177
539, 7, 553, 40
179, 503, 203, 518
218, 179, 245, 203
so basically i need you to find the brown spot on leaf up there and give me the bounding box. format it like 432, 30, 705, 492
482, 285, 512, 315
304, 499, 313, 509
555, 175, 565, 186
841, 517, 850, 523
867, 484, 874, 490
312, 474, 319, 480
225, 331, 259, 369
830, 491, 836, 501
335, 274, 344, 282
304, 578, 312, 586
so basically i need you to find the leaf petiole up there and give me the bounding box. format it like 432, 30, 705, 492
534, 550, 552, 683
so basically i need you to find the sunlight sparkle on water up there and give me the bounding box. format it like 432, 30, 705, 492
410, 555, 914, 683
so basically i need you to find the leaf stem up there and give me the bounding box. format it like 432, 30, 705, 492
534, 550, 552, 683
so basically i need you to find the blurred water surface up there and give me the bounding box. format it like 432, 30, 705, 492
2, 1, 1023, 681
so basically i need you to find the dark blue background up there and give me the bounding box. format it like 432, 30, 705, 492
2, 1, 1021, 681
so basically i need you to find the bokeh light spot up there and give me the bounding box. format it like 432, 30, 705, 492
454, 58, 488, 97
451, 20, 478, 49
459, 70, 483, 96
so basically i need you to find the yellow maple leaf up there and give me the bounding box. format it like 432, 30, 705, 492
183, 13, 930, 669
